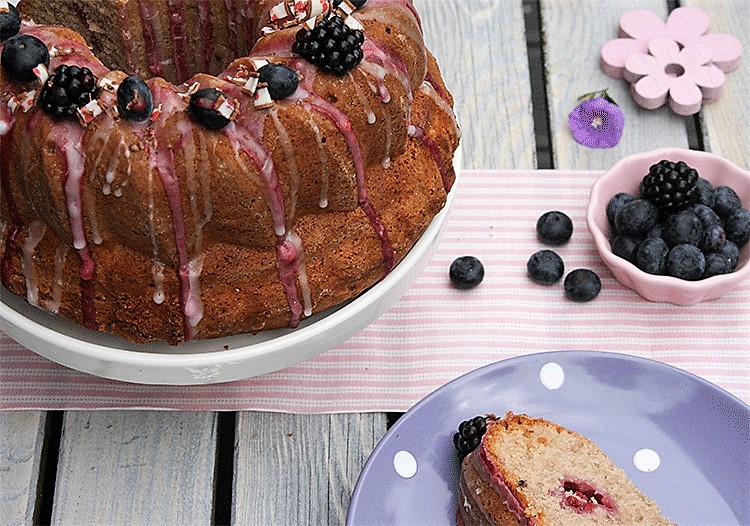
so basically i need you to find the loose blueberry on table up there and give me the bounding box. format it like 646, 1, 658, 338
449, 256, 484, 289
607, 159, 749, 280
564, 269, 602, 302
536, 211, 573, 246
527, 249, 564, 285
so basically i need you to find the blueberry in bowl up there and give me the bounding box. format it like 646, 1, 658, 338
587, 148, 750, 305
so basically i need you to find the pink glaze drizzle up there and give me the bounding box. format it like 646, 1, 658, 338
225, 0, 240, 58
167, 0, 189, 83
477, 442, 536, 526
198, 0, 215, 73
408, 123, 452, 192
118, 4, 138, 73
136, 0, 165, 77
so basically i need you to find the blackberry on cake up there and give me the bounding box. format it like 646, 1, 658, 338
457, 412, 674, 526
39, 64, 99, 120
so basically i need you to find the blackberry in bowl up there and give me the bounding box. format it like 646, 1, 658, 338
587, 148, 750, 305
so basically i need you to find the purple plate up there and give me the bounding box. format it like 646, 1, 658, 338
347, 351, 750, 525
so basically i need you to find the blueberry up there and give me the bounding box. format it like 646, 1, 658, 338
258, 63, 299, 100
0, 3, 21, 41
699, 224, 726, 254
449, 256, 484, 289
716, 241, 740, 271
723, 208, 750, 249
1, 34, 50, 83
117, 76, 153, 121
695, 178, 715, 208
527, 250, 564, 285
689, 203, 721, 229
703, 253, 734, 278
712, 186, 742, 219
614, 199, 658, 237
645, 223, 664, 240
606, 192, 635, 227
188, 88, 232, 130
663, 210, 703, 247
334, 0, 367, 7
667, 244, 706, 280
635, 237, 669, 275
536, 211, 573, 246
611, 235, 640, 264
564, 269, 601, 302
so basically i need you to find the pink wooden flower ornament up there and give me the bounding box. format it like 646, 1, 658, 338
601, 7, 743, 78
624, 37, 725, 116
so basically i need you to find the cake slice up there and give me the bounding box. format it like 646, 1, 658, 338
457, 412, 674, 526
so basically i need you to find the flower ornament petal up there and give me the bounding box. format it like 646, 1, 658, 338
692, 64, 725, 102
665, 7, 710, 46
669, 76, 704, 116
632, 75, 669, 110
618, 9, 666, 42
600, 38, 646, 79
623, 52, 659, 84
678, 43, 712, 69
648, 36, 681, 61
697, 33, 743, 72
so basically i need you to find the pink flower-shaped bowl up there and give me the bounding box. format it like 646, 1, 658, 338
587, 148, 750, 305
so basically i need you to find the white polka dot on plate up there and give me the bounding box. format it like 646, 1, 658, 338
539, 362, 565, 390
393, 450, 418, 479
633, 448, 661, 472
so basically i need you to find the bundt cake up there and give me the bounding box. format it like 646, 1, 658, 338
0, 0, 460, 344
457, 413, 674, 526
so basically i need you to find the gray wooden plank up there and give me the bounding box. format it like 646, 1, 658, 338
415, 0, 536, 170
51, 411, 216, 526
233, 412, 387, 525
541, 0, 691, 170
0, 412, 46, 525
685, 0, 750, 167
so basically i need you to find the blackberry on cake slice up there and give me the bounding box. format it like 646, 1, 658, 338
457, 412, 674, 526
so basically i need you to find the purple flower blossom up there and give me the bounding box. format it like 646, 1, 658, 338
568, 92, 624, 149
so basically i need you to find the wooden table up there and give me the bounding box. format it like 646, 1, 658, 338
2, 1, 748, 524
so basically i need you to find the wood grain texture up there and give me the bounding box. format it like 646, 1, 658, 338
685, 0, 750, 168
51, 412, 216, 525
415, 0, 536, 170
541, 0, 690, 170
0, 412, 45, 525
233, 412, 387, 525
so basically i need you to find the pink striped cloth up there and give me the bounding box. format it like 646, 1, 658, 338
1, 169, 748, 411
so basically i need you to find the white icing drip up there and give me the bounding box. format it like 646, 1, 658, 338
47, 243, 69, 314
305, 115, 329, 209
270, 108, 298, 222
285, 231, 312, 317
58, 127, 88, 250
0, 120, 9, 136
420, 81, 462, 139
21, 221, 47, 307
177, 119, 209, 254
102, 155, 118, 196
349, 72, 377, 125
152, 261, 166, 304
185, 255, 204, 327
358, 61, 391, 103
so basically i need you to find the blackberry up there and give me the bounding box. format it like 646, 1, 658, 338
292, 14, 364, 76
1, 34, 50, 83
564, 269, 601, 302
39, 64, 99, 120
640, 159, 699, 214
117, 76, 153, 122
453, 416, 487, 460
0, 3, 22, 42
449, 256, 484, 289
258, 63, 299, 100
536, 211, 573, 246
